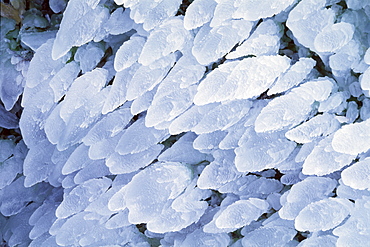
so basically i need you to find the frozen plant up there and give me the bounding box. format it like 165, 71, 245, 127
1, 0, 370, 246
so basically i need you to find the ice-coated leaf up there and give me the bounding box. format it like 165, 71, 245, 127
104, 7, 133, 36
255, 78, 334, 133
109, 162, 193, 228
333, 196, 370, 247
360, 67, 370, 91
146, 181, 210, 233
233, 0, 295, 21
210, 0, 237, 28
106, 144, 163, 174
297, 235, 337, 247
341, 158, 370, 190
158, 132, 209, 164
23, 139, 55, 187
176, 229, 230, 247
130, 86, 157, 115
285, 113, 341, 143
219, 176, 283, 198
241, 226, 296, 247
142, 0, 182, 31
168, 103, 219, 135
114, 35, 146, 72
0, 104, 18, 129
54, 212, 126, 246
314, 22, 354, 53
52, 0, 109, 60
126, 53, 177, 101
226, 19, 282, 59
295, 198, 352, 232
214, 198, 269, 231
146, 55, 204, 127
193, 130, 227, 151
74, 42, 105, 73
62, 144, 93, 175
115, 118, 168, 155
205, 55, 290, 102
302, 135, 356, 176
194, 60, 240, 105
197, 149, 243, 190
268, 57, 316, 95
138, 17, 191, 66
0, 177, 51, 217
102, 64, 139, 114
331, 118, 370, 155
49, 61, 80, 102
279, 177, 337, 220
59, 68, 107, 122
56, 87, 110, 151
55, 177, 111, 219
235, 128, 296, 173
82, 107, 132, 146
192, 99, 252, 134
286, 0, 335, 51
192, 19, 253, 65
184, 0, 217, 30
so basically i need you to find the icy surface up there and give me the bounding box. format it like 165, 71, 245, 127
332, 118, 370, 155
3, 0, 370, 245
341, 158, 370, 190
295, 198, 352, 232
52, 0, 109, 60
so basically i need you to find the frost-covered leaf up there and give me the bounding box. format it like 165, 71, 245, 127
193, 61, 239, 105
52, 0, 109, 60
55, 177, 111, 219
295, 198, 352, 232
332, 118, 370, 155
104, 7, 133, 36
233, 0, 295, 21
287, 0, 335, 51
255, 78, 334, 133
126, 53, 177, 101
314, 22, 355, 53
213, 198, 269, 231
297, 235, 337, 247
192, 19, 253, 65
114, 35, 146, 72
115, 118, 168, 155
106, 144, 163, 174
226, 19, 282, 59
279, 177, 337, 220
184, 0, 217, 30
241, 226, 296, 247
268, 57, 316, 95
102, 64, 139, 114
285, 113, 341, 143
192, 99, 252, 134
175, 229, 230, 247
198, 150, 243, 190
23, 139, 55, 187
109, 162, 193, 233
49, 61, 80, 102
158, 132, 209, 164
169, 103, 219, 135
74, 42, 105, 73
302, 135, 356, 176
138, 17, 191, 66
333, 196, 370, 247
0, 104, 18, 129
341, 158, 370, 190
360, 67, 370, 91
235, 128, 296, 173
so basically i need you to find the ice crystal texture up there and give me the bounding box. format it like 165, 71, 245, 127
1, 0, 370, 246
